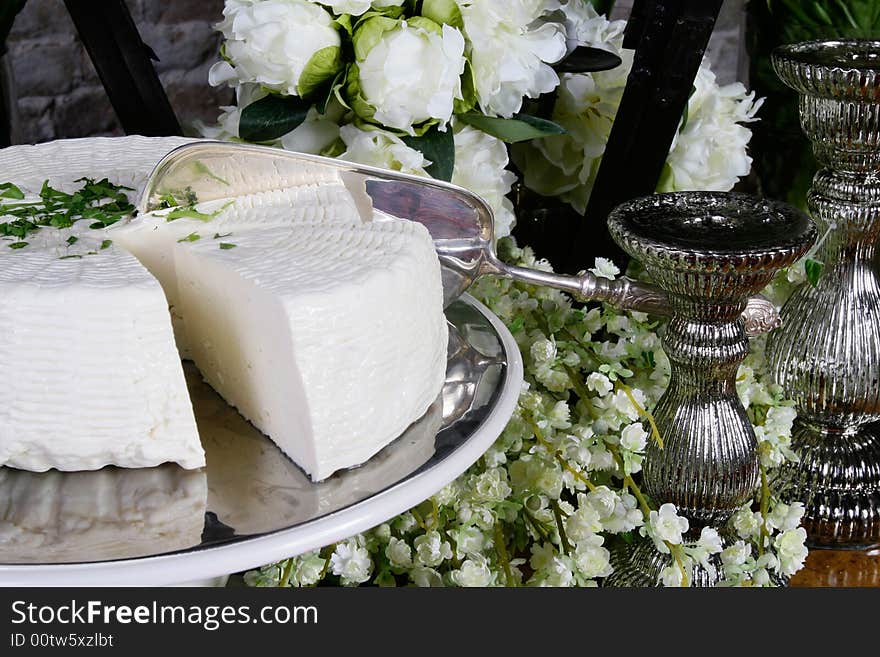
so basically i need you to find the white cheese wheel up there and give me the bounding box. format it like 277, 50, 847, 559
0, 137, 449, 481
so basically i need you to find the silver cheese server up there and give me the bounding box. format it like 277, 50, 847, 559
138, 141, 779, 336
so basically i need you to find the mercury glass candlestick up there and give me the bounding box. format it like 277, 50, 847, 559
604, 192, 815, 586
768, 40, 880, 548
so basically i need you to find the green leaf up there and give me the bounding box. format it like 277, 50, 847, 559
66, 235, 78, 246
239, 94, 312, 142
402, 124, 455, 182
421, 0, 463, 29
0, 182, 24, 199
333, 13, 354, 35
457, 112, 567, 143
100, 239, 112, 250
453, 60, 477, 114
8, 241, 27, 249
298, 46, 343, 98
178, 232, 201, 243
219, 242, 237, 250
554, 46, 622, 73
317, 69, 346, 115
164, 200, 232, 223
213, 232, 232, 239
344, 63, 376, 122
352, 16, 400, 61
59, 254, 82, 260
805, 258, 823, 287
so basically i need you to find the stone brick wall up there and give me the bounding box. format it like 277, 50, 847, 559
611, 0, 747, 85
4, 0, 232, 144
2, 0, 747, 145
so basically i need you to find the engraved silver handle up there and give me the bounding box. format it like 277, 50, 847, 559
482, 253, 779, 337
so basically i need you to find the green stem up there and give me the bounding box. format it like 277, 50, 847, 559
279, 558, 295, 588
525, 412, 597, 491
758, 462, 770, 557
551, 500, 572, 556
617, 381, 664, 449
523, 508, 551, 542
493, 522, 517, 587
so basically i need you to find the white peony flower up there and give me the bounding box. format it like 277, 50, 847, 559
774, 527, 808, 576
339, 124, 430, 174
319, 0, 404, 16
451, 122, 517, 238
659, 65, 763, 192
293, 552, 326, 586
330, 540, 373, 584
458, 0, 567, 117
354, 19, 466, 133
210, 0, 342, 97
620, 422, 648, 453
513, 4, 760, 214
648, 503, 689, 548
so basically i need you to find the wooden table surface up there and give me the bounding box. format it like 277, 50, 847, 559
790, 547, 880, 587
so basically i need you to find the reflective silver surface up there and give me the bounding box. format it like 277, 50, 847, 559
609, 192, 815, 532
769, 40, 880, 548
137, 141, 777, 335
0, 299, 508, 565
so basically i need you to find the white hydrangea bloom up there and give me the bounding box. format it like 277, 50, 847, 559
338, 124, 429, 174
413, 530, 454, 567
573, 535, 612, 578
451, 122, 517, 238
458, 0, 567, 117
774, 528, 809, 576
209, 0, 341, 97
589, 257, 619, 280
586, 372, 613, 396
696, 526, 724, 554
358, 22, 466, 133
385, 536, 414, 569
647, 503, 689, 550
452, 556, 494, 587
620, 422, 648, 453
732, 506, 762, 540
318, 0, 404, 16
411, 566, 444, 587
330, 540, 373, 584
768, 501, 805, 533
720, 540, 751, 567
660, 564, 687, 587
565, 495, 603, 541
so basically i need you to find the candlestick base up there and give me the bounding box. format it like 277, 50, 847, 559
773, 421, 880, 550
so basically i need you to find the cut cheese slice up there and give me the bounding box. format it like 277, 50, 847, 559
172, 221, 447, 481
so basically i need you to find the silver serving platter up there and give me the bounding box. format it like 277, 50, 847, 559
0, 296, 520, 582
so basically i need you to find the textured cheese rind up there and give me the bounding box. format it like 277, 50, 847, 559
110, 184, 363, 356
0, 236, 204, 471
174, 220, 448, 481
0, 465, 207, 563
